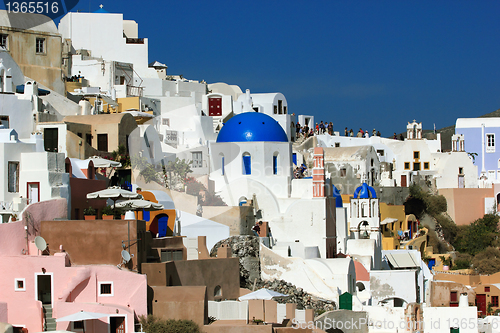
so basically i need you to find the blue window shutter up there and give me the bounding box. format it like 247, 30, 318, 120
143, 210, 150, 221
273, 156, 278, 175
243, 155, 251, 175
292, 153, 297, 166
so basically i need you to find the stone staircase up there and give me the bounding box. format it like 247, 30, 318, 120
42, 304, 56, 331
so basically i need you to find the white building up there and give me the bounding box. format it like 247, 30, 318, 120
318, 120, 477, 189
209, 112, 337, 258
346, 183, 382, 270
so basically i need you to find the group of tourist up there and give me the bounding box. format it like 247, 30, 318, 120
343, 127, 382, 138
295, 121, 387, 140
293, 164, 308, 179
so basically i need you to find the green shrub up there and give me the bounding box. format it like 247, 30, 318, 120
83, 206, 96, 215
101, 205, 114, 216
452, 253, 472, 270
139, 315, 200, 333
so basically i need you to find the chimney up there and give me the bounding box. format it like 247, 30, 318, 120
459, 293, 468, 307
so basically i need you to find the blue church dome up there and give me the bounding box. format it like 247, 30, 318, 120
353, 183, 377, 199
332, 185, 343, 208
216, 112, 288, 143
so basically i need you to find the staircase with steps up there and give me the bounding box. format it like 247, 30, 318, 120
42, 304, 56, 331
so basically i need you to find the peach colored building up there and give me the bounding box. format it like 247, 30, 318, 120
428, 280, 475, 307
65, 158, 107, 219
41, 219, 147, 272
472, 284, 500, 316
0, 252, 146, 332
143, 257, 240, 301
439, 188, 494, 225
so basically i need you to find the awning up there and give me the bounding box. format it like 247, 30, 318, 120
381, 218, 398, 225
385, 252, 419, 269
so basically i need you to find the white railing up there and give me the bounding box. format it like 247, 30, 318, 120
0, 201, 13, 211
208, 301, 248, 320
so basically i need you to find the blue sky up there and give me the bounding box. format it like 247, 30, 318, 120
8, 0, 500, 136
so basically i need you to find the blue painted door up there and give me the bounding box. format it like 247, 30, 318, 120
428, 258, 435, 270
158, 216, 169, 237
142, 210, 150, 221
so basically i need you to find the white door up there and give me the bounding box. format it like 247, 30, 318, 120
28, 183, 39, 203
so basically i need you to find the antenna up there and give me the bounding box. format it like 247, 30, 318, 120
121, 250, 131, 264
34, 236, 47, 252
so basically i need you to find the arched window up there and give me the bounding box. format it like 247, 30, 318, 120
273, 152, 279, 175
356, 282, 366, 292
242, 152, 251, 175
214, 285, 222, 297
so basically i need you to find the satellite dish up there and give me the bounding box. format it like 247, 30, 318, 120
34, 236, 47, 252
121, 250, 131, 263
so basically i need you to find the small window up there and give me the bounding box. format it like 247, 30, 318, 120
414, 151, 420, 159
273, 105, 277, 114
15, 278, 25, 291
459, 167, 464, 175
404, 162, 410, 170
162, 118, 170, 126
492, 296, 499, 307
377, 149, 384, 156
8, 161, 19, 193
487, 134, 495, 153
485, 286, 490, 292
191, 152, 202, 168
0, 34, 8, 49
283, 106, 287, 114
424, 162, 429, 170
335, 142, 340, 147
35, 38, 45, 54
340, 168, 347, 177
450, 291, 457, 302
413, 162, 421, 171
0, 115, 9, 128
98, 282, 113, 296
221, 156, 225, 176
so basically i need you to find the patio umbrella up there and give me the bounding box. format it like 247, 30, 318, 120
86, 156, 122, 168
56, 310, 109, 333
56, 311, 109, 322
86, 186, 141, 210
114, 199, 164, 211
238, 288, 288, 301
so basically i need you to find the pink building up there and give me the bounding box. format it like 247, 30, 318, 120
0, 253, 147, 332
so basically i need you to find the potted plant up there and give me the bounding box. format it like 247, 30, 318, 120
102, 205, 114, 220
83, 206, 96, 220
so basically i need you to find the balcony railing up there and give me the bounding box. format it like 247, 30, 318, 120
127, 85, 144, 97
